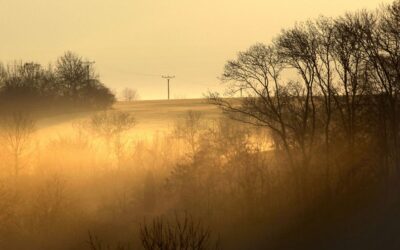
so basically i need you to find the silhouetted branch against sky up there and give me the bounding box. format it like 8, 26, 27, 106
0, 0, 394, 99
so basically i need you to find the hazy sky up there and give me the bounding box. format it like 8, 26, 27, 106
0, 0, 393, 100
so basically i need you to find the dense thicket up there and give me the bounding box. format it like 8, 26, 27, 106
0, 52, 115, 115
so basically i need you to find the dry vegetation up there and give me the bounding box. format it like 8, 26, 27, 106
0, 1, 400, 250
0, 107, 266, 250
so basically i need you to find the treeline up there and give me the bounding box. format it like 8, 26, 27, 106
212, 0, 400, 196
0, 52, 115, 115
207, 1, 400, 247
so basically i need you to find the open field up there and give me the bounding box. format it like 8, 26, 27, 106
37, 99, 222, 139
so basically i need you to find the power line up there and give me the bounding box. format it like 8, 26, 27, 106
130, 72, 162, 77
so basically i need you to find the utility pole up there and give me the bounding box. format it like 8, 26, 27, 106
162, 75, 175, 100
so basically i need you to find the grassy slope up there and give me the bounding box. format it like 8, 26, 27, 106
36, 99, 222, 139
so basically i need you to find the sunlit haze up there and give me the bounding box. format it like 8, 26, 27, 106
1, 1, 400, 249
0, 0, 392, 99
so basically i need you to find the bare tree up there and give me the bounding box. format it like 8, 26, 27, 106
0, 112, 35, 177
174, 110, 205, 159
312, 18, 336, 193
122, 88, 139, 102
275, 23, 321, 181
209, 44, 291, 159
88, 111, 135, 167
330, 14, 372, 151
89, 111, 135, 141
354, 4, 400, 174
55, 51, 97, 101
209, 43, 321, 199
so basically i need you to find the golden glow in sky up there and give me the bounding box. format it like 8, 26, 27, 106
0, 0, 393, 99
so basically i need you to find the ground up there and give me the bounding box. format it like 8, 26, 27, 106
37, 99, 222, 139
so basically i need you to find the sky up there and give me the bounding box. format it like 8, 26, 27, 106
0, 0, 394, 100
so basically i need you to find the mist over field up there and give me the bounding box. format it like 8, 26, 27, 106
1, 0, 400, 250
